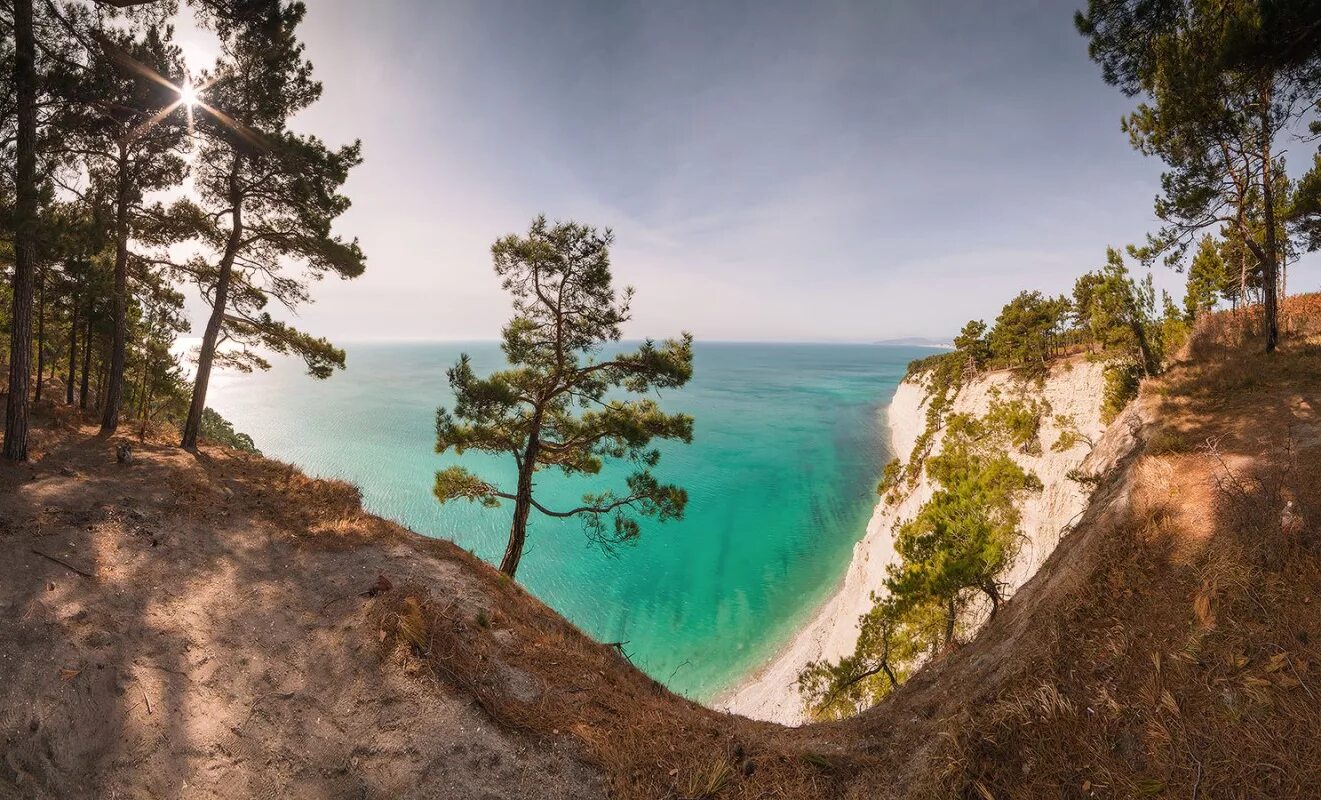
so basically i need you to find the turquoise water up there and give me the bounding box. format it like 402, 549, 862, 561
207, 342, 927, 700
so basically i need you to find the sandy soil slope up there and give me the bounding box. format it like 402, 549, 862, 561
0, 430, 605, 800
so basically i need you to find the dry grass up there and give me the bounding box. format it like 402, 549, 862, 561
368, 574, 884, 800
907, 295, 1321, 799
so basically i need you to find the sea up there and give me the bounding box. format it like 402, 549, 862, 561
206, 342, 929, 701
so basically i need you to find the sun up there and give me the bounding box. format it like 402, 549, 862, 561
179, 81, 200, 108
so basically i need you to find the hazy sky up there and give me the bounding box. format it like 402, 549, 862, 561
178, 0, 1317, 343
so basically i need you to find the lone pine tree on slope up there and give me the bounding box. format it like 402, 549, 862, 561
433, 216, 694, 579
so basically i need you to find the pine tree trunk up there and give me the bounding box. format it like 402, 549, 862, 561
1260, 82, 1279, 353
983, 580, 1002, 620
34, 271, 45, 404
66, 296, 78, 405
1238, 252, 1248, 313
4, 0, 37, 461
79, 316, 92, 411
182, 167, 244, 451
137, 308, 157, 438
101, 148, 131, 433
880, 660, 898, 689
500, 415, 543, 578
501, 486, 531, 578
95, 353, 108, 412
138, 351, 153, 440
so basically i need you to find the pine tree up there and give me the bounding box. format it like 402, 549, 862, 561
1077, 0, 1321, 352
433, 216, 694, 579
886, 430, 1040, 636
4, 0, 38, 459
1093, 248, 1158, 375
986, 291, 1068, 372
1184, 235, 1230, 318
952, 320, 991, 374
69, 18, 191, 433
800, 405, 1042, 719
177, 1, 365, 450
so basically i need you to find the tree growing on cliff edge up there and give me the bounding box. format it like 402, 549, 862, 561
177, 1, 365, 450
433, 216, 694, 579
1077, 0, 1321, 352
987, 291, 1070, 372
952, 319, 991, 374
800, 408, 1041, 720
1079, 247, 1160, 377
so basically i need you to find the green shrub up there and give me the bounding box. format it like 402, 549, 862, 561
876, 458, 903, 501
1101, 363, 1141, 423
199, 408, 261, 454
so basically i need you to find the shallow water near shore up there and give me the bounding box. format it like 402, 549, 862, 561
207, 342, 928, 700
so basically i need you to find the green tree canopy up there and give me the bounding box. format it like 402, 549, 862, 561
887, 421, 1041, 626
433, 216, 695, 578
69, 16, 192, 434
986, 291, 1069, 372
952, 319, 991, 373
1075, 247, 1159, 375
800, 403, 1042, 720
1184, 234, 1231, 318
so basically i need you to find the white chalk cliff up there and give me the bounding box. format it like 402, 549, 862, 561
718, 357, 1121, 725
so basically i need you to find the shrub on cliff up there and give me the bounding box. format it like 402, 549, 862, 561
802, 404, 1042, 719
198, 408, 261, 454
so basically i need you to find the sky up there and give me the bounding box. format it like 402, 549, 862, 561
176, 0, 1319, 343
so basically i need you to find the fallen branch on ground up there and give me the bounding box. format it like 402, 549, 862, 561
31, 549, 95, 579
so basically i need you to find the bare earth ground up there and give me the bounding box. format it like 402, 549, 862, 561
3, 297, 1321, 799
0, 427, 607, 799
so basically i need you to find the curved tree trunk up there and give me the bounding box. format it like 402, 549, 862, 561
181, 174, 243, 451
4, 0, 37, 461
500, 420, 542, 577
982, 580, 1002, 620
101, 148, 131, 433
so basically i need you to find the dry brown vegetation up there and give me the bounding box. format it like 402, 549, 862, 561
847, 294, 1321, 798
4, 296, 1321, 799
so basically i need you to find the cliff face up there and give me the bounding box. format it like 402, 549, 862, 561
720, 357, 1119, 725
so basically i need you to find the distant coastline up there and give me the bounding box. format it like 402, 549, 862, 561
871, 337, 954, 348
